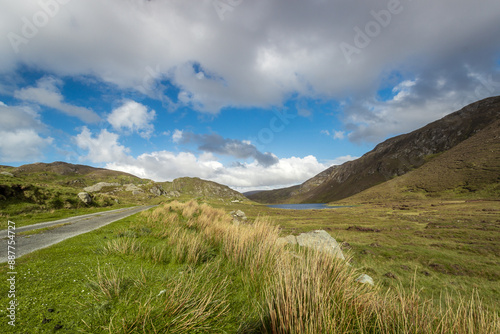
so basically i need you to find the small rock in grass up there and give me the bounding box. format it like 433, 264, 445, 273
355, 274, 374, 286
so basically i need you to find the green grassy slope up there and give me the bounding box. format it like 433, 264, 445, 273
0, 162, 247, 228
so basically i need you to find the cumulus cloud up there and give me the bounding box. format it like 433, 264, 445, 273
74, 127, 130, 163
1, 0, 499, 152
0, 102, 53, 162
14, 77, 100, 123
107, 100, 156, 138
176, 131, 279, 167
345, 71, 500, 143
106, 152, 327, 191
1, 0, 497, 128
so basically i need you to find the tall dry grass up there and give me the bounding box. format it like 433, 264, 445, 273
100, 200, 499, 333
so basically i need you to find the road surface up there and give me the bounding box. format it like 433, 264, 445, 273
1, 205, 155, 263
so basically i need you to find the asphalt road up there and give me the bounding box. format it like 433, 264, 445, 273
1, 205, 155, 263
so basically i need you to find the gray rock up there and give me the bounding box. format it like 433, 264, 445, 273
83, 182, 120, 192
230, 210, 247, 224
0, 171, 14, 177
78, 192, 92, 205
124, 184, 143, 193
150, 185, 164, 196
277, 230, 345, 260
355, 274, 374, 286
166, 191, 181, 198
296, 230, 345, 260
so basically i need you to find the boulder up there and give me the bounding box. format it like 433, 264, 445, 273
230, 210, 247, 223
83, 182, 120, 192
78, 192, 92, 205
355, 274, 374, 286
150, 185, 164, 196
0, 171, 14, 177
277, 230, 345, 260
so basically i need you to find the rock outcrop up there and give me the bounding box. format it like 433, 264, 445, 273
78, 192, 92, 205
83, 182, 120, 192
149, 185, 164, 196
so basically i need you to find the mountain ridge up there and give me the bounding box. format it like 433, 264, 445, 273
247, 96, 500, 203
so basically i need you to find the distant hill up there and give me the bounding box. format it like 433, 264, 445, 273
0, 162, 246, 218
5, 161, 143, 186
247, 96, 500, 203
158, 177, 246, 201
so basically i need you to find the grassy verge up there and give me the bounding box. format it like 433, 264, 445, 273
1, 200, 498, 333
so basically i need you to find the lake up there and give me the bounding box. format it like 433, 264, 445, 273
266, 203, 349, 210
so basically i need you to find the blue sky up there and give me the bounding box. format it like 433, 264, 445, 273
1, 0, 499, 191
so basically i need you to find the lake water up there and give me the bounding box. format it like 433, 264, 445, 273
266, 203, 349, 210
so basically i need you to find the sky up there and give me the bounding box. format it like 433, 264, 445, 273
1, 0, 499, 192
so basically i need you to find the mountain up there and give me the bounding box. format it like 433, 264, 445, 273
340, 116, 500, 202
247, 96, 500, 203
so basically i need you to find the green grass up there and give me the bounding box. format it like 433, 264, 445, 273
219, 199, 500, 310
1, 200, 498, 333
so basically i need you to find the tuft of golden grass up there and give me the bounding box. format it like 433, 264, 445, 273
103, 237, 141, 255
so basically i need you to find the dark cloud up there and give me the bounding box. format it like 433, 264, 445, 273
1, 0, 499, 140
180, 132, 279, 167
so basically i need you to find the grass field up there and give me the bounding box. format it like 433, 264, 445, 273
225, 199, 500, 309
1, 200, 498, 333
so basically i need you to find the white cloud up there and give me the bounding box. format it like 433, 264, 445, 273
14, 77, 100, 123
74, 127, 130, 163
172, 129, 183, 143
1, 0, 498, 121
328, 155, 358, 166
0, 102, 53, 162
107, 100, 155, 138
106, 151, 327, 191
322, 129, 345, 140
1, 0, 499, 148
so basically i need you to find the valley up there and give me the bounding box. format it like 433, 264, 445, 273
0, 96, 499, 332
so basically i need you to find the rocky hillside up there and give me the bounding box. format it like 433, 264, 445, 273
342, 116, 500, 202
157, 177, 246, 201
0, 162, 246, 217
248, 96, 500, 203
